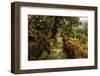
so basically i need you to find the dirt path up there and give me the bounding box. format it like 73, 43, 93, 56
55, 44, 67, 59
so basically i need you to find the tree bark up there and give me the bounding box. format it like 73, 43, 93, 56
51, 17, 59, 39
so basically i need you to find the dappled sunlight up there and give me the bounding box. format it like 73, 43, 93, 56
28, 15, 88, 60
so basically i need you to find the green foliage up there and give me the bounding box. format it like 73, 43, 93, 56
28, 15, 88, 60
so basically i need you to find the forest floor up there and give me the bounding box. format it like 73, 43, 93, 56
46, 37, 88, 59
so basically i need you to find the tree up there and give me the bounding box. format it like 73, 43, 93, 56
59, 17, 80, 39
28, 15, 80, 60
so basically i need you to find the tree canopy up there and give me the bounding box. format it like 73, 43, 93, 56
28, 15, 88, 60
